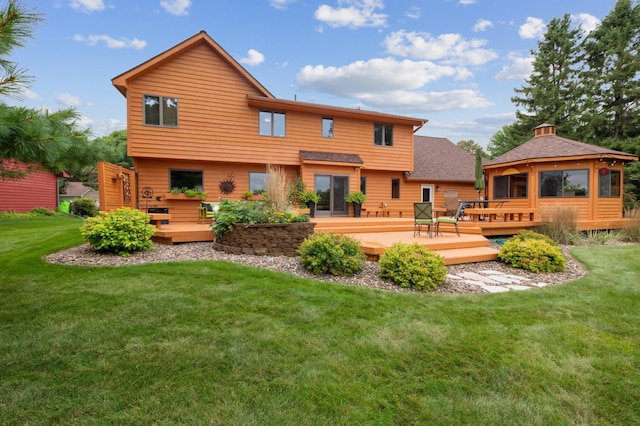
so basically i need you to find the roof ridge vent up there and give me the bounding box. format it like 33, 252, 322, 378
533, 123, 556, 138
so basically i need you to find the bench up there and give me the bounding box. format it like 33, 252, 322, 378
464, 207, 539, 223
148, 213, 172, 229
367, 209, 406, 218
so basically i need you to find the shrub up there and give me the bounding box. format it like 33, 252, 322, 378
582, 229, 622, 245
536, 205, 581, 245
81, 207, 156, 256
30, 207, 57, 216
264, 164, 293, 212
211, 199, 309, 236
378, 243, 447, 291
297, 232, 365, 276
70, 197, 98, 217
498, 238, 566, 273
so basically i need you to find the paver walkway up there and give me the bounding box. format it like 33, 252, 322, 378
447, 270, 549, 293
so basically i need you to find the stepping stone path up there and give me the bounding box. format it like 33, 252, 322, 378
447, 270, 549, 293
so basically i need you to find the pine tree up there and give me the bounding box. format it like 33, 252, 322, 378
511, 14, 583, 140
581, 0, 640, 143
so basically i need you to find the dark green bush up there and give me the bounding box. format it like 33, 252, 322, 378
80, 207, 155, 256
70, 197, 98, 217
498, 238, 566, 272
297, 232, 365, 276
378, 243, 447, 291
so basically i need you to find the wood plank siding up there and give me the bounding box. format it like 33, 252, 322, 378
0, 162, 59, 212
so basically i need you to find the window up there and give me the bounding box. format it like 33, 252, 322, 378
144, 95, 178, 127
493, 173, 528, 199
249, 172, 267, 192
374, 123, 393, 146
391, 178, 400, 199
360, 176, 367, 194
599, 169, 621, 197
259, 111, 286, 137
322, 118, 334, 138
540, 169, 589, 197
170, 169, 203, 191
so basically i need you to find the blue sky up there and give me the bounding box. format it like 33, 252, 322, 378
9, 0, 619, 147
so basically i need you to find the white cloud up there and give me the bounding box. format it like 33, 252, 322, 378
17, 85, 38, 101
573, 13, 600, 34
269, 0, 296, 10
56, 93, 84, 107
474, 19, 492, 32
160, 0, 191, 16
69, 0, 105, 13
384, 30, 497, 66
314, 0, 387, 29
495, 54, 533, 81
297, 57, 457, 97
239, 49, 265, 66
406, 6, 420, 19
458, 0, 476, 4
73, 34, 147, 49
358, 89, 491, 112
519, 17, 546, 39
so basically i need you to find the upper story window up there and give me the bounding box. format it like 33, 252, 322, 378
493, 173, 528, 199
144, 95, 178, 127
322, 118, 334, 138
598, 169, 621, 197
374, 123, 393, 146
259, 111, 286, 137
540, 169, 589, 197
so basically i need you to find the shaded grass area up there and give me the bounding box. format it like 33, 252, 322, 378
1, 216, 639, 424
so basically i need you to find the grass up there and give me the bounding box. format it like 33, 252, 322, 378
1, 215, 640, 424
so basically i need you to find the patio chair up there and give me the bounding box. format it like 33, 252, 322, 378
443, 189, 459, 217
413, 202, 436, 238
199, 201, 219, 223
436, 201, 464, 237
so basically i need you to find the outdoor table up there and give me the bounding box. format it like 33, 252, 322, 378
458, 199, 509, 221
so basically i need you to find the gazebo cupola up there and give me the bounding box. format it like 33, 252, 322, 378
533, 123, 557, 138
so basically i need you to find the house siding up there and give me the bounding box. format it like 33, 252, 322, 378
0, 162, 58, 212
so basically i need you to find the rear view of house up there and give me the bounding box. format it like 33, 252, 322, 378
107, 31, 428, 222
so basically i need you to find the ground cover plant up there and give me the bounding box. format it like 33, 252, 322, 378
1, 215, 639, 424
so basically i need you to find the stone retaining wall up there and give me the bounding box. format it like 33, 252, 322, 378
214, 222, 316, 256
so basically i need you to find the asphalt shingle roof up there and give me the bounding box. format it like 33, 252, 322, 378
299, 150, 364, 164
407, 136, 480, 182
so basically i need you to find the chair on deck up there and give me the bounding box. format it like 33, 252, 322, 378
413, 202, 436, 238
443, 189, 459, 217
199, 202, 219, 223
436, 201, 464, 237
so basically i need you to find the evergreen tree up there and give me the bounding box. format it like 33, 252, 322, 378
511, 14, 583, 140
582, 0, 640, 143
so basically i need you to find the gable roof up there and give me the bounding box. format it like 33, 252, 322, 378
63, 181, 95, 197
406, 136, 480, 182
486, 133, 638, 168
112, 31, 273, 98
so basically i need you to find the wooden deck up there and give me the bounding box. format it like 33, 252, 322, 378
150, 215, 638, 265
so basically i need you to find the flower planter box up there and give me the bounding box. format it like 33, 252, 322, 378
165, 193, 204, 201
214, 222, 316, 257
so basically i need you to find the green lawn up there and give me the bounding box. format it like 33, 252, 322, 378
1, 215, 639, 425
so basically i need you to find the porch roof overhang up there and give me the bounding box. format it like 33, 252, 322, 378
248, 95, 427, 128
483, 153, 639, 171
300, 150, 364, 168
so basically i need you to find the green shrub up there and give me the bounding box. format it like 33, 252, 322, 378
80, 207, 156, 256
582, 229, 622, 245
378, 243, 447, 291
30, 207, 57, 216
70, 197, 98, 217
297, 232, 365, 276
211, 199, 309, 236
498, 238, 566, 273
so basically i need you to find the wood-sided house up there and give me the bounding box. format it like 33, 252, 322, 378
484, 124, 638, 229
106, 31, 436, 222
0, 160, 68, 213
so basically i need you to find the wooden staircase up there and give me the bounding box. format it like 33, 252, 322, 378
311, 217, 499, 265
